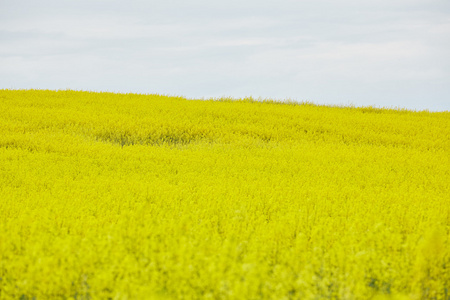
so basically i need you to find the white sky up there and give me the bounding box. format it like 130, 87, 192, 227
1, 0, 449, 111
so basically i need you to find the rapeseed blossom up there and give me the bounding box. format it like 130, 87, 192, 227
0, 90, 449, 299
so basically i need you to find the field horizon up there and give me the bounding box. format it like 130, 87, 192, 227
1, 89, 449, 299
3, 89, 448, 113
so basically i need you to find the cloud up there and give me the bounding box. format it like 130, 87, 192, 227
1, 0, 449, 111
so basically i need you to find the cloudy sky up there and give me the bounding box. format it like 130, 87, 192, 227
1, 0, 449, 111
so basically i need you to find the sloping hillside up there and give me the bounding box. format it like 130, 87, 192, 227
1, 90, 449, 299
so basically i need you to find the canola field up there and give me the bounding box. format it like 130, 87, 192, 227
0, 89, 449, 300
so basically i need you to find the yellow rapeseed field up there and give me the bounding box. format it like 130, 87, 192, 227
0, 89, 449, 299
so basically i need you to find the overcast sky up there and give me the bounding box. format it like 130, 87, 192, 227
1, 0, 449, 111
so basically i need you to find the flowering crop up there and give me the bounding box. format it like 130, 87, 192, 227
0, 90, 449, 299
